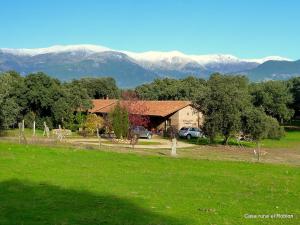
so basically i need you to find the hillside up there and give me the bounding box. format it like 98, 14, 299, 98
246, 60, 300, 80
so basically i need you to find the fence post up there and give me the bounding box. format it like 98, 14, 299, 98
97, 127, 101, 149
33, 121, 36, 137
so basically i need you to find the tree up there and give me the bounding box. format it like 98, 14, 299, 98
195, 74, 252, 144
0, 72, 21, 129
21, 72, 91, 129
121, 91, 150, 128
84, 114, 104, 135
243, 108, 283, 141
0, 72, 99, 132
109, 102, 129, 139
250, 80, 294, 123
288, 77, 300, 118
242, 107, 284, 160
64, 82, 92, 111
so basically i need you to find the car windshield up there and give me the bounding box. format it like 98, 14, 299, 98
180, 127, 188, 131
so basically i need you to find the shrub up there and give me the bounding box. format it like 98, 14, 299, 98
23, 112, 36, 128
84, 114, 104, 135
109, 102, 129, 139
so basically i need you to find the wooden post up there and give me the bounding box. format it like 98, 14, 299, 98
97, 127, 101, 149
43, 122, 46, 136
171, 137, 177, 156
58, 124, 63, 141
43, 122, 50, 138
130, 134, 138, 150
33, 121, 36, 137
18, 121, 27, 144
170, 127, 177, 157
22, 120, 25, 132
18, 122, 22, 144
257, 142, 260, 162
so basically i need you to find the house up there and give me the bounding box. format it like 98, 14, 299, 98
89, 99, 203, 131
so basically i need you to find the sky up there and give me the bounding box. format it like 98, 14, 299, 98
0, 0, 299, 59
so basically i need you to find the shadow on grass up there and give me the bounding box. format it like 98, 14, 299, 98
0, 179, 186, 225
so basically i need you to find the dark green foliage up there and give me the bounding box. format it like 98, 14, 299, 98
196, 74, 252, 144
23, 111, 36, 128
242, 108, 284, 141
250, 80, 294, 122
196, 74, 286, 143
0, 72, 22, 129
135, 76, 206, 100
68, 77, 120, 99
0, 98, 20, 129
288, 77, 300, 117
0, 71, 91, 130
68, 112, 87, 131
109, 102, 129, 139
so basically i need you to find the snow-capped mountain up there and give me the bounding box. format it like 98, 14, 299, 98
0, 44, 297, 87
0, 44, 111, 56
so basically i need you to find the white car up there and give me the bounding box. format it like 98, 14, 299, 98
178, 127, 203, 139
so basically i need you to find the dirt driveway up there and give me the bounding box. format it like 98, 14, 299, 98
66, 136, 195, 149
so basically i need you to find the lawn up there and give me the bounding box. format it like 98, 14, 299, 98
259, 129, 300, 149
0, 142, 299, 225
0, 128, 44, 137
183, 129, 300, 149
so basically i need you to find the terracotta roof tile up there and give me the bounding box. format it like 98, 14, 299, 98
89, 99, 192, 117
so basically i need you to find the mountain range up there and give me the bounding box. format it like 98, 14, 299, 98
0, 44, 299, 87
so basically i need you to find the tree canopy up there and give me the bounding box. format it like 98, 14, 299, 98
0, 71, 92, 130
250, 80, 294, 122
68, 77, 120, 99
135, 76, 206, 100
195, 74, 253, 144
0, 72, 22, 129
288, 77, 300, 117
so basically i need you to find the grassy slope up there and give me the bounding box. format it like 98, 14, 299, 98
0, 142, 299, 225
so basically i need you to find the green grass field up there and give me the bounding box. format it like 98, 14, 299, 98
0, 142, 299, 225
184, 129, 300, 149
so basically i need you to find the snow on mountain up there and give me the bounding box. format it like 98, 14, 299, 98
124, 50, 192, 63
127, 51, 291, 66
0, 44, 111, 56
0, 44, 291, 66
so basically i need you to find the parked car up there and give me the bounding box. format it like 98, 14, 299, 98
132, 126, 152, 139
178, 127, 203, 139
